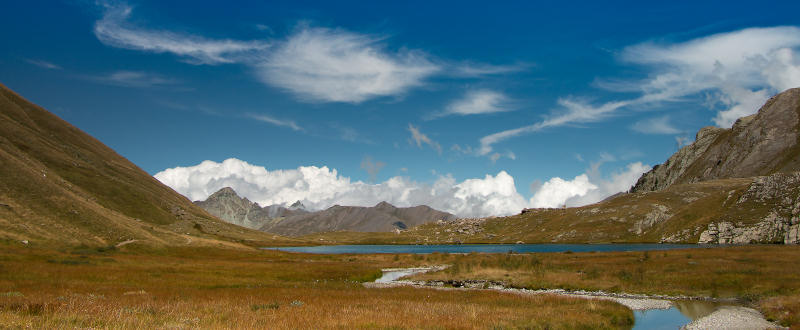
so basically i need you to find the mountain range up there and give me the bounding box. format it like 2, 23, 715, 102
195, 187, 455, 236
1, 81, 799, 246
308, 88, 800, 245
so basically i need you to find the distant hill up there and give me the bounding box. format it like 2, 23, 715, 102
0, 83, 296, 248
632, 88, 800, 193
194, 187, 456, 236
194, 187, 309, 229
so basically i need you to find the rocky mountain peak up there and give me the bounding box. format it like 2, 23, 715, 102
289, 200, 306, 210
209, 187, 239, 199
375, 201, 396, 209
631, 87, 800, 193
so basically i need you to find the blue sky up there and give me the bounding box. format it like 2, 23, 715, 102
2, 1, 800, 217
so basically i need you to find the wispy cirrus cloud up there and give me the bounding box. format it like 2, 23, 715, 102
408, 124, 442, 155
360, 156, 386, 182
92, 2, 522, 104
244, 113, 303, 131
449, 62, 530, 77
94, 2, 268, 65
478, 26, 800, 157
25, 59, 61, 70
429, 89, 514, 119
89, 70, 179, 88
257, 26, 441, 103
479, 98, 629, 155
631, 115, 680, 134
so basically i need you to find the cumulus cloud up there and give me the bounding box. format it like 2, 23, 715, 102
631, 115, 680, 134
408, 124, 442, 154
155, 158, 651, 218
529, 161, 650, 208
530, 174, 596, 208
257, 26, 440, 103
244, 113, 303, 131
94, 2, 267, 64
154, 158, 529, 218
479, 26, 800, 155
430, 89, 514, 119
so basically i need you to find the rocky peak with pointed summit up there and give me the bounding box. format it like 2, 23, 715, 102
194, 187, 308, 229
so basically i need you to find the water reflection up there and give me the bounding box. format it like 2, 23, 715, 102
634, 300, 727, 329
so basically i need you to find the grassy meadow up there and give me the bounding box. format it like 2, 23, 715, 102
0, 241, 633, 329
409, 245, 800, 328
3, 239, 800, 328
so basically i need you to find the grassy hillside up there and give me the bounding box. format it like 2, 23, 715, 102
0, 83, 299, 248
305, 175, 798, 244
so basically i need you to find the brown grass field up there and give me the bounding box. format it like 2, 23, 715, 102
409, 245, 800, 328
3, 240, 800, 328
0, 241, 633, 329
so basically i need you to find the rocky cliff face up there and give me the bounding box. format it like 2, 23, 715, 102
194, 187, 308, 229
696, 172, 800, 244
632, 88, 800, 193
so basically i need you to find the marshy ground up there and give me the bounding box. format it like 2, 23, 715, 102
1, 242, 798, 328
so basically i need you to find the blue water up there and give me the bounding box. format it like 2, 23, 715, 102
263, 243, 700, 254
634, 308, 692, 330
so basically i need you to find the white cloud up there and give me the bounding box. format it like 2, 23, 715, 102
478, 98, 628, 155
451, 62, 529, 77
631, 115, 680, 134
479, 26, 800, 155
94, 2, 267, 64
245, 113, 303, 131
617, 26, 800, 127
90, 70, 178, 88
530, 174, 596, 208
155, 158, 650, 218
25, 59, 61, 70
257, 26, 440, 103
489, 151, 516, 163
529, 161, 650, 208
154, 158, 529, 218
408, 124, 442, 154
431, 89, 513, 119
93, 3, 531, 104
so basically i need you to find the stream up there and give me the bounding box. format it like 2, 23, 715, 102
372, 268, 734, 329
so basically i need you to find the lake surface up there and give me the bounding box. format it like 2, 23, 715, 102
265, 243, 701, 254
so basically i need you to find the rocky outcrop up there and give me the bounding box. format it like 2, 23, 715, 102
630, 204, 671, 235
697, 172, 800, 244
194, 187, 308, 229
632, 88, 800, 193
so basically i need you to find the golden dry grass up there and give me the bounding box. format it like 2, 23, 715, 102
409, 245, 800, 327
0, 243, 632, 329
